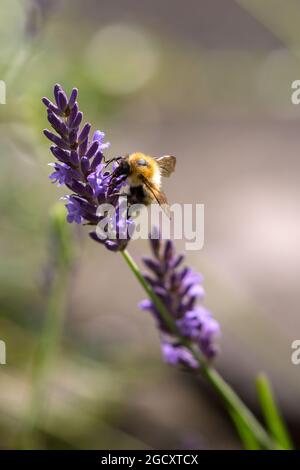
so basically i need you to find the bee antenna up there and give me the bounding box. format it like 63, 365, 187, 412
104, 156, 123, 168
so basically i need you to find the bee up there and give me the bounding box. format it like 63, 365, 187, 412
108, 152, 176, 213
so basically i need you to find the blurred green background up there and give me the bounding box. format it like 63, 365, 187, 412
1, 0, 300, 449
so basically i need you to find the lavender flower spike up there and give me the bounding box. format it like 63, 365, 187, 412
139, 234, 221, 368
43, 84, 131, 251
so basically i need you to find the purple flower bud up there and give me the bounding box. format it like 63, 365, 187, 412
170, 254, 184, 269
70, 150, 79, 165
54, 83, 62, 104
42, 96, 51, 106
78, 123, 91, 144
89, 232, 129, 252
68, 129, 78, 146
68, 102, 78, 125
143, 273, 160, 287
139, 299, 153, 311
50, 146, 70, 163
149, 228, 161, 258
180, 296, 197, 314
57, 90, 68, 112
91, 151, 103, 170
66, 179, 87, 197
81, 156, 90, 174
86, 140, 99, 159
47, 110, 68, 136
79, 138, 88, 158
164, 239, 174, 262
142, 257, 163, 277
153, 286, 168, 298
43, 129, 70, 150
42, 97, 63, 116
70, 111, 83, 130
68, 88, 78, 109
179, 267, 189, 281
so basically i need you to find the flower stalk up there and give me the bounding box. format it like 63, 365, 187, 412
121, 249, 276, 450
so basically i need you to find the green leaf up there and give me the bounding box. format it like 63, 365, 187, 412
256, 373, 293, 450
229, 408, 261, 449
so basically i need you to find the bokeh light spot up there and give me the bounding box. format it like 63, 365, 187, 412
85, 23, 159, 95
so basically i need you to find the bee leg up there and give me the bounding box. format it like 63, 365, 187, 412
104, 156, 123, 168
109, 191, 128, 197
108, 173, 128, 189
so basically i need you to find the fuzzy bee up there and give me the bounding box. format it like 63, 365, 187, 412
108, 152, 176, 213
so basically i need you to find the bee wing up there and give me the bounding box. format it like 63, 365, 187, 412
140, 175, 171, 217
156, 190, 171, 218
155, 155, 176, 177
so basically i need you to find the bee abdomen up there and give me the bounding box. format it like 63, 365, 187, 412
129, 185, 152, 205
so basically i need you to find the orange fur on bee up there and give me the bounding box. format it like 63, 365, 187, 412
128, 152, 161, 187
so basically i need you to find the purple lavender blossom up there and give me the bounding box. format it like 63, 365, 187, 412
140, 235, 220, 368
48, 162, 82, 186
92, 130, 110, 151
87, 163, 109, 198
161, 341, 199, 369
43, 84, 130, 251
62, 196, 84, 224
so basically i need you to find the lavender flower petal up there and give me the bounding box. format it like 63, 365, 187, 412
161, 341, 199, 369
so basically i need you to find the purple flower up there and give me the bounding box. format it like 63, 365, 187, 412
92, 130, 110, 152
161, 341, 199, 369
89, 202, 134, 252
140, 235, 220, 367
177, 307, 220, 359
87, 163, 109, 198
63, 195, 84, 224
49, 162, 81, 186
43, 84, 131, 251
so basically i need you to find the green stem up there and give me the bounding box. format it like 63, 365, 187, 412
201, 365, 276, 449
121, 249, 179, 336
121, 249, 276, 450
19, 267, 69, 449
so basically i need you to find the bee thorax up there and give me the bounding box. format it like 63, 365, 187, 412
128, 173, 143, 187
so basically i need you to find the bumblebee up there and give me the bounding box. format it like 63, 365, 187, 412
108, 152, 176, 212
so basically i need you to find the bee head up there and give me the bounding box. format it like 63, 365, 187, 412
113, 158, 131, 178
108, 157, 131, 192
